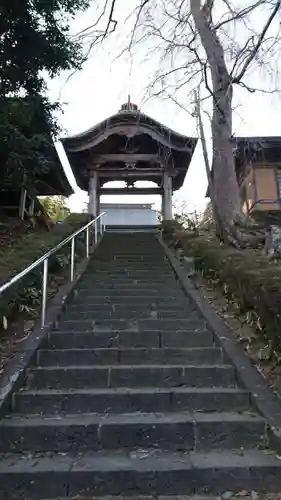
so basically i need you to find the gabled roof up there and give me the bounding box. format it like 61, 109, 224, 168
61, 99, 197, 192
35, 145, 73, 196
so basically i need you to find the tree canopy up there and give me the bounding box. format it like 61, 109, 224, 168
0, 0, 89, 182
39, 195, 70, 221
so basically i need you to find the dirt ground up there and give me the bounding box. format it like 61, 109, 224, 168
194, 273, 281, 399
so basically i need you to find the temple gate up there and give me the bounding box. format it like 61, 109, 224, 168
61, 98, 197, 223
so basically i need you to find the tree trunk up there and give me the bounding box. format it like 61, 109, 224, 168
190, 1, 243, 242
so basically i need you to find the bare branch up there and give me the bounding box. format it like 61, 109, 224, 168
215, 1, 266, 30
233, 0, 281, 83
128, 0, 151, 50
101, 0, 118, 40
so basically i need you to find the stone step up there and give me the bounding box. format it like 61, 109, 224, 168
89, 251, 167, 254
57, 318, 207, 333
78, 278, 179, 285
80, 266, 175, 272
13, 387, 251, 415
75, 289, 185, 298
71, 296, 190, 306
49, 330, 214, 349
85, 270, 176, 277
87, 258, 170, 263
60, 310, 199, 321
42, 497, 219, 500
65, 304, 196, 314
77, 283, 181, 291
37, 347, 224, 367
86, 263, 172, 268
77, 283, 182, 291
0, 412, 265, 453
89, 269, 171, 274
26, 365, 235, 390
0, 449, 281, 498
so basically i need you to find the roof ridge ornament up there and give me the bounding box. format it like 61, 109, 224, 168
119, 95, 138, 112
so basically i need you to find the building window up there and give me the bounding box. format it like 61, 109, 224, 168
276, 170, 281, 199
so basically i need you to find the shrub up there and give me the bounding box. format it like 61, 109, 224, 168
167, 229, 281, 358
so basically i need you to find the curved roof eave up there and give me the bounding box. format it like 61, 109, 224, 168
61, 111, 197, 153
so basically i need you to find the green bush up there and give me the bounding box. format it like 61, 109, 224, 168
161, 219, 183, 239
167, 229, 281, 358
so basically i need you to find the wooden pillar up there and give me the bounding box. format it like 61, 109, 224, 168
88, 172, 97, 217
163, 171, 173, 220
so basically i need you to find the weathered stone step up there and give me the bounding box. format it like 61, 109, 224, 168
57, 318, 207, 333
78, 283, 181, 291
0, 412, 265, 453
13, 387, 251, 415
75, 289, 185, 298
78, 284, 178, 295
85, 264, 173, 270
78, 278, 178, 285
42, 497, 219, 500
87, 257, 170, 262
71, 296, 190, 306
0, 449, 280, 499
61, 310, 198, 321
26, 365, 235, 390
86, 263, 171, 269
37, 347, 223, 367
85, 271, 176, 277
87, 269, 172, 274
65, 303, 196, 314
49, 330, 214, 349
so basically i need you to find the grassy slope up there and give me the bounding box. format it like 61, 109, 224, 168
0, 214, 88, 319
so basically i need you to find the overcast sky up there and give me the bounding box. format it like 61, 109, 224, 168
47, 1, 281, 215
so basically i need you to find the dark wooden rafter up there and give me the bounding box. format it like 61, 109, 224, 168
90, 153, 161, 164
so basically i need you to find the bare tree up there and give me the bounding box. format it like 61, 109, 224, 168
80, 0, 281, 246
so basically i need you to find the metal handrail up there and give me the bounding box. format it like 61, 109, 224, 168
0, 212, 106, 327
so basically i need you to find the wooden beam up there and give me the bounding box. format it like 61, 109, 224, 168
94, 154, 161, 164
92, 170, 163, 178
99, 187, 162, 195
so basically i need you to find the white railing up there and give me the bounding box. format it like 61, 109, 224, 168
0, 212, 106, 327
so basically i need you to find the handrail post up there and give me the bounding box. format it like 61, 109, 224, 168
86, 227, 90, 258
41, 259, 48, 327
70, 237, 75, 281
94, 220, 98, 244
101, 214, 104, 234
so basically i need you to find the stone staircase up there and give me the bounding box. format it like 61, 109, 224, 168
0, 231, 281, 499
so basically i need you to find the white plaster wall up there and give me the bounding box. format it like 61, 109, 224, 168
100, 204, 158, 226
